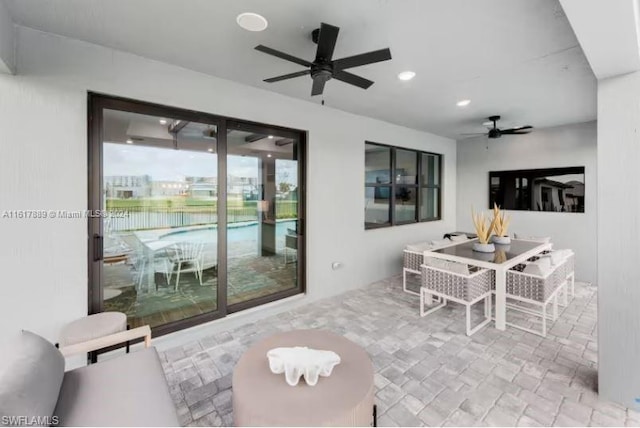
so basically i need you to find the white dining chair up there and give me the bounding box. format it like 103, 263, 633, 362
166, 242, 205, 291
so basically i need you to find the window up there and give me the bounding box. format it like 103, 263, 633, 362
365, 142, 442, 229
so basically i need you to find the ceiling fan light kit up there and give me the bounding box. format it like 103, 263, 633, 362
256, 22, 392, 96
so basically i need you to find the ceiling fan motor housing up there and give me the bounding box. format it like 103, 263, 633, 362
488, 128, 502, 139
311, 28, 321, 44
311, 63, 333, 81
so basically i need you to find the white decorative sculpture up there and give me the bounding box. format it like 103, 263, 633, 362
266, 347, 341, 386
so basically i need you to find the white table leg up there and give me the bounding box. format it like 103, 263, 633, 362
495, 267, 506, 330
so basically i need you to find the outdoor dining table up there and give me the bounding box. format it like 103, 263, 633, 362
134, 235, 175, 293
423, 238, 552, 330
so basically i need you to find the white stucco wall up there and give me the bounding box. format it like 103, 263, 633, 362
0, 27, 457, 343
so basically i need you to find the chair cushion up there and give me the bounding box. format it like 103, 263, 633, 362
447, 261, 470, 276
54, 347, 178, 427
425, 257, 469, 276
59, 312, 127, 347
430, 238, 451, 248
449, 234, 469, 242
523, 258, 553, 277
424, 257, 449, 270
553, 249, 574, 259
0, 331, 65, 424
405, 242, 433, 252
514, 233, 552, 244
540, 250, 567, 266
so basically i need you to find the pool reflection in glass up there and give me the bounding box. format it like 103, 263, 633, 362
226, 129, 299, 306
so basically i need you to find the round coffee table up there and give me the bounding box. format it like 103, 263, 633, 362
232, 330, 375, 427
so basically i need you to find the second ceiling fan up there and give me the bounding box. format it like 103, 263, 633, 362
255, 23, 392, 96
463, 116, 534, 139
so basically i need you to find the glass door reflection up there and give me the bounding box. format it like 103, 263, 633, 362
226, 128, 299, 307
101, 109, 218, 328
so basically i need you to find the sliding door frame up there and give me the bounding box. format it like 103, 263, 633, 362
88, 93, 306, 338
224, 120, 307, 314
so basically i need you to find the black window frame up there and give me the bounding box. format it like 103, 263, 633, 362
365, 141, 442, 229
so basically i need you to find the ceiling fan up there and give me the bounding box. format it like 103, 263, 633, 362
463, 116, 533, 139
255, 22, 392, 96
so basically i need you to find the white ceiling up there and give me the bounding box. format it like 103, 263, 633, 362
5, 0, 597, 138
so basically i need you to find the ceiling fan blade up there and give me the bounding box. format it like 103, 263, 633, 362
311, 77, 326, 96
255, 45, 312, 68
315, 23, 340, 61
460, 133, 487, 135
264, 69, 310, 83
507, 125, 533, 131
333, 70, 374, 89
332, 48, 392, 70
500, 131, 532, 135
501, 126, 533, 135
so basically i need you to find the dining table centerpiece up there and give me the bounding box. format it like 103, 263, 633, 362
491, 203, 512, 245
471, 207, 498, 253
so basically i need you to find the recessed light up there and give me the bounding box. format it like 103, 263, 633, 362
159, 119, 167, 125
208, 148, 214, 153
126, 139, 133, 144
268, 135, 274, 139
267, 154, 272, 158
456, 99, 471, 107
398, 71, 416, 81
236, 12, 268, 32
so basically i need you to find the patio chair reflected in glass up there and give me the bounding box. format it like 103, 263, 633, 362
103, 236, 130, 265
284, 228, 297, 264
101, 217, 124, 265
102, 218, 129, 261
119, 234, 148, 290
165, 242, 205, 291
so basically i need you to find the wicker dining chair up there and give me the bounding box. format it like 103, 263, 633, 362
503, 256, 568, 337
420, 261, 494, 336
403, 247, 426, 295
402, 238, 460, 295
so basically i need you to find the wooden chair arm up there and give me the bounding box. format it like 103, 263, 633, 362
60, 325, 151, 357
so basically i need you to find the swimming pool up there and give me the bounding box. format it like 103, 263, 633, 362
158, 220, 297, 244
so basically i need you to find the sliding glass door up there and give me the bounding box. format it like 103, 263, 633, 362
88, 95, 305, 336
99, 110, 219, 329
226, 122, 301, 310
